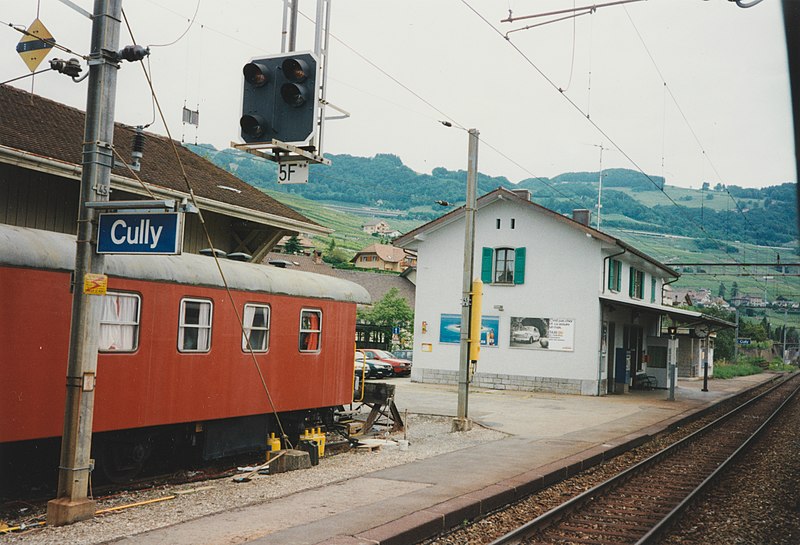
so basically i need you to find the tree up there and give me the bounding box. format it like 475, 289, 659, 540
718, 282, 726, 299
283, 235, 302, 254
323, 247, 350, 265
731, 282, 739, 299
357, 287, 413, 331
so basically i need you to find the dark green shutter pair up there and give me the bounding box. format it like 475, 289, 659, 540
481, 247, 526, 284
608, 259, 622, 291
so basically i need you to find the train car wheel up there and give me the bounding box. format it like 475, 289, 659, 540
97, 436, 152, 483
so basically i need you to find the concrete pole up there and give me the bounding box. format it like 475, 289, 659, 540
783, 307, 788, 363
667, 334, 677, 401
453, 128, 479, 433
734, 307, 739, 361
47, 0, 121, 526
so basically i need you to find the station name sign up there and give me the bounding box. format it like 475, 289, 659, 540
97, 212, 183, 255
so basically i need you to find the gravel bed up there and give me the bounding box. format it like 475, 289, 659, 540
1, 413, 506, 545
661, 393, 800, 545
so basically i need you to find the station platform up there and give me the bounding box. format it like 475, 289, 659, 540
118, 373, 776, 545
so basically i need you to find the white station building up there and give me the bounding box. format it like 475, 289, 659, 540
394, 188, 730, 396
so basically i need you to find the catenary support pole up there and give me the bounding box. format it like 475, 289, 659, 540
453, 128, 479, 433
47, 0, 122, 526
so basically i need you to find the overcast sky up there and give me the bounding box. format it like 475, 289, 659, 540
1, 0, 794, 189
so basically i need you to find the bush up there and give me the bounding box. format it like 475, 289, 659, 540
713, 362, 763, 379
768, 360, 798, 372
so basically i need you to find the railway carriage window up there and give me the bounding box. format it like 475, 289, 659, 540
299, 309, 322, 352
179, 298, 213, 352
99, 292, 141, 352
242, 303, 270, 352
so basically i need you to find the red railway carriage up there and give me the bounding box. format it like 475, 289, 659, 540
0, 224, 369, 480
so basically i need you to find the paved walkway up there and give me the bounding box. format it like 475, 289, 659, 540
116, 374, 775, 545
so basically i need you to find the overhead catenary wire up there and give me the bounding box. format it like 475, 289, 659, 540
620, 6, 765, 254
460, 0, 755, 266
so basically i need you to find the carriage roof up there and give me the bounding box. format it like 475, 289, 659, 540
0, 224, 371, 304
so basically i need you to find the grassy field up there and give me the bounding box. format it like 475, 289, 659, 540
614, 186, 764, 212
264, 189, 424, 253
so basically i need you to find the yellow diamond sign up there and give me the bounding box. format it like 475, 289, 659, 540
16, 18, 55, 72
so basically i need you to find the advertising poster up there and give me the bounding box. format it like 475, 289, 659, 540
439, 314, 500, 347
510, 317, 575, 351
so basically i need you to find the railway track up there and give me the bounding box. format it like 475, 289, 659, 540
489, 373, 800, 545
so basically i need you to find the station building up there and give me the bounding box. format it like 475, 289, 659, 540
394, 187, 729, 396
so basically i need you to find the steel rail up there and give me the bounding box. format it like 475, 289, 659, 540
488, 373, 800, 545
637, 377, 800, 544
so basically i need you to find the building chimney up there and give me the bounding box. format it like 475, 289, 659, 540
510, 189, 531, 201
572, 209, 591, 226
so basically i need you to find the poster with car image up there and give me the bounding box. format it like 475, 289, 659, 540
439, 313, 500, 346
510, 317, 574, 351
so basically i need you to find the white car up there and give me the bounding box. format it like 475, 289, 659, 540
511, 325, 540, 344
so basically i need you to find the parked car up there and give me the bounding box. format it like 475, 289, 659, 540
392, 349, 413, 362
511, 325, 540, 344
355, 351, 393, 379
359, 349, 412, 376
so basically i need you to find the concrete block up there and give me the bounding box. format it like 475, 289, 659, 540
270, 449, 311, 474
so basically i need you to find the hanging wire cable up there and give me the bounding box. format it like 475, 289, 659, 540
560, 0, 578, 93
0, 19, 88, 59
148, 0, 200, 48
296, 10, 464, 130
460, 0, 746, 258
120, 8, 295, 449
1, 68, 51, 85
620, 6, 765, 252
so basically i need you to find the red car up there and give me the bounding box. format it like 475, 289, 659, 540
358, 349, 412, 376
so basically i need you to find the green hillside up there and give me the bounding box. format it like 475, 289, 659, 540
187, 143, 798, 298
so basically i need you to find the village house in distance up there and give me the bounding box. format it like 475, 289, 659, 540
395, 188, 731, 396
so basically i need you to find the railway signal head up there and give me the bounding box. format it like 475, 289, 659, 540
240, 52, 319, 145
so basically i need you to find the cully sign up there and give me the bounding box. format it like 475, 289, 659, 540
97, 212, 183, 254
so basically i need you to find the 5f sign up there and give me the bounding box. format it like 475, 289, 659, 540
278, 161, 309, 184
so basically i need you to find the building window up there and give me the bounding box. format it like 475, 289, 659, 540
608, 259, 622, 292
99, 292, 140, 352
179, 298, 213, 352
242, 304, 270, 352
299, 309, 322, 352
629, 267, 645, 300
481, 247, 526, 285
651, 277, 657, 303
511, 218, 516, 229
496, 218, 501, 229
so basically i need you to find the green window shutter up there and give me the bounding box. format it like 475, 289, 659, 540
513, 247, 526, 284
651, 277, 656, 302
608, 259, 617, 291
615, 261, 622, 291
629, 267, 635, 297
481, 247, 493, 283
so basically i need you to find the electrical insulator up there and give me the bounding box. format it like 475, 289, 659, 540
130, 126, 145, 172
49, 58, 82, 78
117, 45, 150, 63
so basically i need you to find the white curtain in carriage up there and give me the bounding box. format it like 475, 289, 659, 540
99, 292, 140, 351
